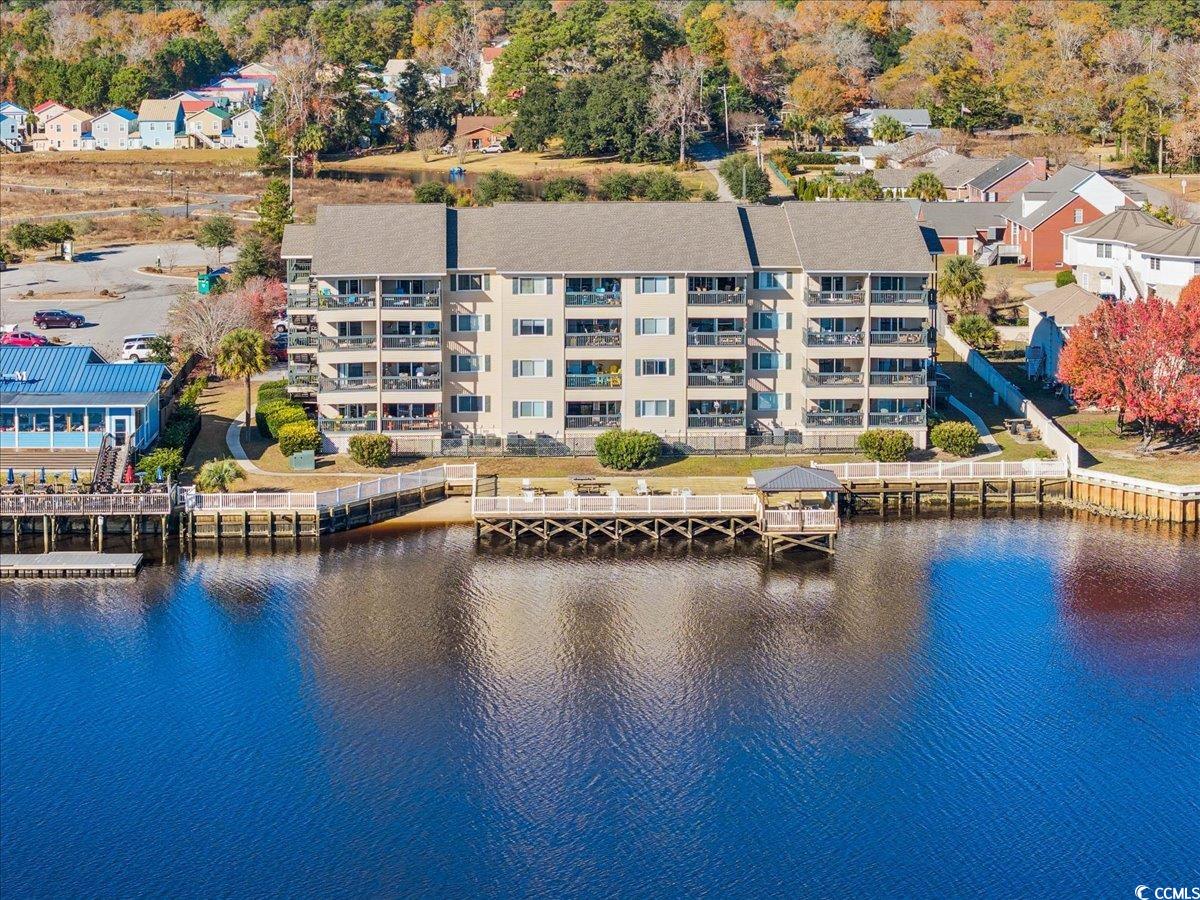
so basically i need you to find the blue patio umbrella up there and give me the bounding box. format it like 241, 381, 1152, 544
39, 467, 46, 484
5, 468, 12, 485
71, 468, 79, 484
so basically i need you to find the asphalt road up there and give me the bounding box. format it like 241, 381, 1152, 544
1, 242, 234, 359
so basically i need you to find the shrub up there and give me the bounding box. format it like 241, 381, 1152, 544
257, 379, 288, 402
1055, 270, 1077, 287
195, 459, 245, 493
856, 428, 914, 462
265, 404, 307, 439
542, 176, 588, 201
1034, 448, 1057, 460
255, 397, 292, 436
637, 169, 689, 201
179, 379, 205, 408
718, 152, 770, 202
930, 421, 980, 457
952, 313, 999, 349
594, 429, 662, 470
348, 433, 393, 467
596, 170, 638, 200
278, 421, 323, 456
159, 412, 199, 451
414, 181, 454, 204
474, 170, 523, 205
136, 447, 184, 479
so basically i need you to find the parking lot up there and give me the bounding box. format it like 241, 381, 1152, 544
1, 242, 227, 359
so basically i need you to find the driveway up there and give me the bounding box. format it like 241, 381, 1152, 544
0, 242, 235, 359
1107, 173, 1200, 222
693, 140, 735, 201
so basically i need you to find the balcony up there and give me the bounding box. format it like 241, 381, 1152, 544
687, 290, 746, 306
319, 335, 378, 351
289, 332, 318, 349
381, 334, 441, 350
566, 414, 621, 429
805, 289, 866, 306
687, 372, 746, 387
381, 416, 441, 432
804, 371, 864, 387
687, 332, 746, 347
687, 414, 745, 429
382, 374, 441, 391
869, 411, 927, 427
804, 330, 865, 347
319, 293, 376, 310
566, 291, 622, 307
870, 371, 927, 386
872, 289, 933, 305
288, 294, 318, 310
565, 373, 622, 389
317, 416, 376, 432
805, 411, 863, 428
287, 367, 318, 389
565, 333, 621, 348
319, 375, 378, 392
870, 329, 931, 346
382, 293, 440, 309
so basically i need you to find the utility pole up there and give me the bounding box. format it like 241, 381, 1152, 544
719, 85, 729, 148
184, 187, 190, 219
284, 151, 298, 204
747, 123, 765, 169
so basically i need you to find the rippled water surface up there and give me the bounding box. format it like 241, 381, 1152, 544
2, 515, 1198, 897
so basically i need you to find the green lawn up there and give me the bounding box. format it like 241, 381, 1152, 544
936, 340, 1045, 460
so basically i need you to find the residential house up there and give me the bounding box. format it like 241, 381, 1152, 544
181, 98, 216, 116
137, 98, 184, 149
0, 101, 28, 147
230, 107, 261, 148
237, 62, 278, 85
873, 154, 1002, 199
91, 108, 137, 151
858, 130, 958, 170
43, 108, 93, 151
1000, 165, 1138, 270
454, 116, 512, 150
31, 99, 68, 126
282, 201, 937, 454
428, 66, 459, 90
479, 45, 504, 96
1063, 208, 1200, 301
914, 202, 1007, 257
966, 155, 1047, 202
185, 106, 232, 147
848, 108, 932, 143
1023, 283, 1102, 384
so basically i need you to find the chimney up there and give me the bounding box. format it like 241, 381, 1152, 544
1031, 156, 1048, 179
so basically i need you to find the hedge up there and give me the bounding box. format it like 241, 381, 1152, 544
257, 380, 288, 403
278, 421, 323, 456
255, 397, 292, 436
348, 433, 392, 467
930, 421, 979, 457
856, 428, 914, 462
594, 429, 662, 470
135, 447, 183, 478
266, 404, 308, 438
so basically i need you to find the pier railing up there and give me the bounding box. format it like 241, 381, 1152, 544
813, 460, 1069, 480
0, 492, 174, 516
1071, 469, 1200, 500
761, 508, 838, 532
473, 493, 759, 517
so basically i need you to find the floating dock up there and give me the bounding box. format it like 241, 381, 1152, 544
0, 552, 143, 579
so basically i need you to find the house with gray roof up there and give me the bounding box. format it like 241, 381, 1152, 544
1064, 208, 1200, 300
915, 202, 1007, 256
848, 108, 932, 143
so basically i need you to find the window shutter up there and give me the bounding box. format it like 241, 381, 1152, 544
512, 401, 519, 418
634, 319, 642, 335
634, 358, 641, 375
785, 312, 793, 329
668, 318, 675, 335
786, 272, 793, 289
634, 278, 641, 295
512, 360, 519, 377
785, 393, 792, 410
484, 396, 491, 413
668, 358, 675, 376
482, 355, 490, 372
511, 277, 519, 293
634, 400, 643, 417
545, 400, 552, 419
545, 318, 552, 336
512, 319, 519, 336
668, 399, 675, 417
785, 353, 792, 370
667, 277, 675, 294
544, 277, 552, 294
545, 359, 552, 377
484, 314, 491, 331
483, 274, 491, 291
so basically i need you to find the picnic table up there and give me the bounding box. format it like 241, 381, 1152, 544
569, 476, 610, 495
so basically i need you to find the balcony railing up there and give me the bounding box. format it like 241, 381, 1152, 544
869, 412, 927, 427
804, 371, 864, 387
319, 376, 378, 392
382, 374, 441, 391
565, 414, 621, 429
287, 367, 318, 389
565, 333, 621, 348
382, 293, 440, 309
565, 373, 622, 389
319, 335, 378, 351
319, 293, 376, 310
317, 416, 376, 432
805, 411, 863, 428
566, 291, 622, 307
687, 290, 746, 305
382, 334, 441, 350
870, 371, 928, 386
870, 329, 931, 346
872, 289, 933, 305
289, 332, 318, 348
805, 289, 866, 305
687, 332, 746, 347
288, 294, 318, 309
804, 330, 865, 347
381, 416, 441, 432
687, 414, 745, 429
687, 372, 746, 387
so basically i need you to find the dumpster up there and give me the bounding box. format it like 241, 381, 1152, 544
196, 271, 223, 294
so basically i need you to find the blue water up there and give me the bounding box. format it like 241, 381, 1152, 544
2, 515, 1198, 897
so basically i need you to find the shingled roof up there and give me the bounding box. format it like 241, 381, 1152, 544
312, 205, 448, 275
781, 202, 934, 272
1063, 207, 1175, 245
1135, 223, 1200, 258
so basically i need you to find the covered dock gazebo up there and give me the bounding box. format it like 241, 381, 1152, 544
751, 465, 844, 510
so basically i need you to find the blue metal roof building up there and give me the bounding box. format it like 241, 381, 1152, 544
0, 346, 165, 450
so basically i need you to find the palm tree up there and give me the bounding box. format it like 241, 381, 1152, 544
195, 459, 245, 493
909, 171, 946, 201
940, 256, 987, 315
872, 114, 908, 144
216, 328, 269, 428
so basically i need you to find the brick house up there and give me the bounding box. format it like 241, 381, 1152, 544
965, 156, 1047, 202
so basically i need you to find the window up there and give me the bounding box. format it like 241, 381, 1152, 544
1149, 257, 1161, 271
86, 408, 106, 432
336, 278, 368, 295
637, 317, 671, 335
451, 355, 484, 373
752, 352, 783, 371
513, 276, 549, 295
452, 274, 487, 291
452, 395, 486, 413
1097, 243, 1113, 259
752, 311, 779, 331
1194, 261, 1200, 274
752, 392, 781, 411
515, 400, 548, 418
1074, 209, 1084, 224
450, 314, 486, 332
516, 318, 548, 336
1079, 273, 1089, 288
639, 358, 671, 376
514, 359, 549, 377
636, 400, 670, 417
638, 276, 670, 294
754, 271, 787, 290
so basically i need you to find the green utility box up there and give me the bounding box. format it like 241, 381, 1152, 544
290, 450, 316, 471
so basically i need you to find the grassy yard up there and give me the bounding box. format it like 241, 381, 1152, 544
1132, 174, 1200, 202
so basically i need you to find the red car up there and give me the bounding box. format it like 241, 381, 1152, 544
1, 331, 49, 347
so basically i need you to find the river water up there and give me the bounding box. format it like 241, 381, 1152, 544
2, 514, 1197, 897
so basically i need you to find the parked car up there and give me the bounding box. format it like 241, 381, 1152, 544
121, 337, 156, 362
1, 331, 49, 347
481, 143, 505, 154
33, 309, 85, 329
269, 333, 288, 363
272, 312, 288, 334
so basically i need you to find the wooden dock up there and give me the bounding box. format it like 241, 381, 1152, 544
0, 552, 143, 579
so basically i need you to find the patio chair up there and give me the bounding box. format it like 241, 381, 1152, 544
635, 479, 650, 496
744, 477, 756, 491
521, 478, 533, 490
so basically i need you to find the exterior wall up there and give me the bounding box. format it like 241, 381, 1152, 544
141, 119, 178, 149
1010, 196, 1101, 270
1135, 252, 1199, 300
1028, 314, 1067, 381
1073, 173, 1134, 215
0, 400, 158, 449
232, 112, 259, 147
45, 114, 90, 150
967, 163, 1040, 203
92, 115, 133, 150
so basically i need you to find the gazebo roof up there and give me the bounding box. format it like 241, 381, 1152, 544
752, 466, 844, 493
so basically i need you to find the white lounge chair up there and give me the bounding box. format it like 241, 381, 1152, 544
635, 479, 650, 496
521, 478, 533, 490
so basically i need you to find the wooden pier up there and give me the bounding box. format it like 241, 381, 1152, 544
0, 551, 143, 579
0, 492, 173, 551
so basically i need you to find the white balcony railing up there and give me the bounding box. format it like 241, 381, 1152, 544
687, 372, 746, 387
687, 332, 746, 347
869, 371, 928, 386
868, 412, 927, 427
804, 371, 864, 387
804, 330, 865, 347
565, 373, 622, 389
804, 411, 863, 428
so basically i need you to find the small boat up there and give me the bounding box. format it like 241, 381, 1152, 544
449, 166, 466, 177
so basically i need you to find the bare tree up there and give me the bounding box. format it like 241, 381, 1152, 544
1052, 19, 1088, 61
727, 111, 765, 147
906, 3, 943, 35
264, 35, 337, 151
415, 128, 449, 162
167, 291, 256, 361
455, 137, 471, 165
824, 24, 876, 75
445, 17, 482, 94
649, 48, 710, 166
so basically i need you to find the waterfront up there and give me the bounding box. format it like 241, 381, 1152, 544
2, 514, 1198, 897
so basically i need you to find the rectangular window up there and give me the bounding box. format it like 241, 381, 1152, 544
450, 314, 484, 332
1097, 243, 1113, 259
452, 395, 485, 413
638, 276, 669, 294
752, 392, 780, 411
752, 352, 782, 371
513, 276, 548, 295
754, 271, 785, 290
637, 400, 670, 417
637, 317, 671, 335
86, 408, 106, 432
752, 311, 779, 331
452, 274, 486, 291
517, 318, 548, 336
1194, 261, 1200, 274
1149, 257, 1161, 271
640, 358, 670, 376
514, 359, 548, 378
1074, 209, 1084, 224
516, 400, 547, 418
450, 355, 482, 373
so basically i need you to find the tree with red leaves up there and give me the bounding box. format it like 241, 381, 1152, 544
1059, 284, 1200, 448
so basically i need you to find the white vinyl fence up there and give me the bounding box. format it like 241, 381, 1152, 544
814, 459, 1068, 480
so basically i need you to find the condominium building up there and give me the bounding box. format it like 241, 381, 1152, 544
281, 201, 938, 453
